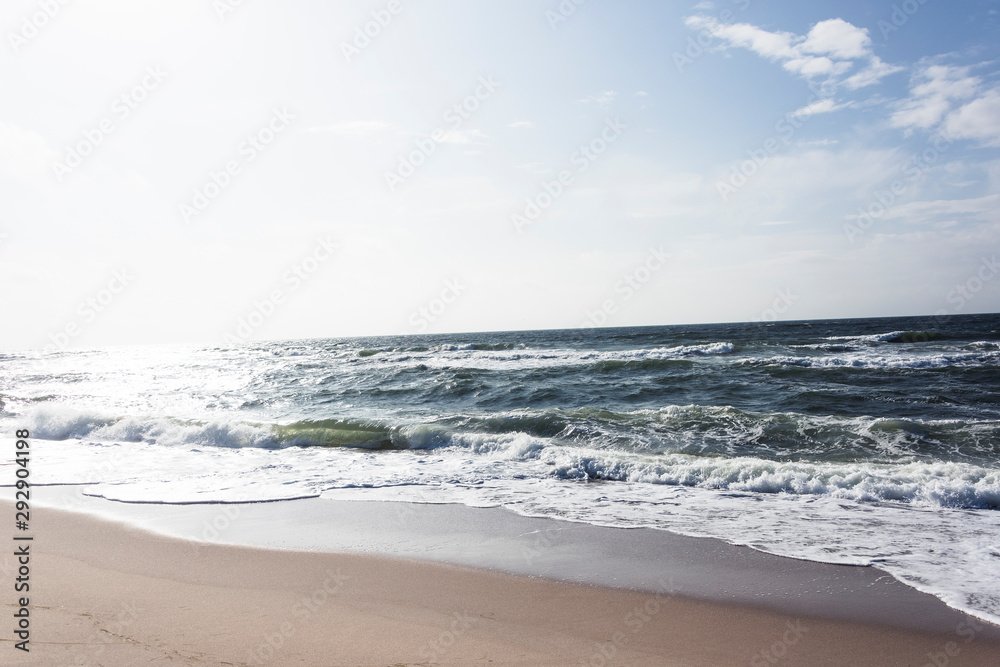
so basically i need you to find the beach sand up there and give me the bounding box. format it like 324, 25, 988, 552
2, 497, 999, 666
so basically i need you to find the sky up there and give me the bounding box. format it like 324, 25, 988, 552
1, 0, 999, 350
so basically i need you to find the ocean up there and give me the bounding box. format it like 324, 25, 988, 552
2, 313, 999, 625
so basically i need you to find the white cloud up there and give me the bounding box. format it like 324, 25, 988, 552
508, 121, 534, 129
685, 15, 900, 92
790, 98, 850, 117
783, 56, 849, 78
892, 96, 952, 131
799, 139, 840, 147
912, 65, 980, 100
304, 121, 394, 136
801, 19, 871, 60
843, 56, 904, 90
882, 194, 1000, 223
944, 89, 1000, 147
890, 65, 981, 134
685, 16, 797, 60
579, 90, 618, 106
635, 90, 649, 97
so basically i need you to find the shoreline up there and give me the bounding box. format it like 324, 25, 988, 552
1, 498, 998, 665
8, 485, 1000, 634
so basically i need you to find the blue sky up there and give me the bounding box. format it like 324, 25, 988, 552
1, 0, 999, 349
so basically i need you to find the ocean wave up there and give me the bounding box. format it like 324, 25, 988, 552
789, 343, 860, 352
878, 330, 944, 343
742, 350, 1000, 369
432, 342, 529, 352
643, 406, 1000, 462
21, 404, 1000, 467
352, 342, 536, 358
545, 452, 1000, 509
368, 342, 737, 370
37, 409, 997, 509
25, 406, 281, 449
825, 330, 945, 345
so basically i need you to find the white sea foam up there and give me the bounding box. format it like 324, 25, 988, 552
25, 405, 280, 449
544, 451, 1000, 507
17, 427, 1000, 626
19, 404, 1000, 508
824, 330, 918, 344
370, 342, 736, 370
743, 350, 1000, 369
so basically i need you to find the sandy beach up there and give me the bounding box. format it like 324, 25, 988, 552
5, 0, 1000, 663
2, 496, 998, 666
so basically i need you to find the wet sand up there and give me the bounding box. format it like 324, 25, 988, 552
1, 495, 998, 665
